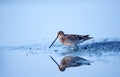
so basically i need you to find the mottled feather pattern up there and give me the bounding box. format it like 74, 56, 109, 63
61, 56, 90, 67
63, 34, 89, 45
49, 31, 93, 48
50, 55, 91, 71
65, 35, 82, 42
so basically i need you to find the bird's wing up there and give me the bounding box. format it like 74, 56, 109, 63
75, 56, 88, 61
65, 34, 83, 42
75, 57, 91, 65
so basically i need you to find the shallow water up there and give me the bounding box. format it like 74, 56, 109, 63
0, 41, 120, 77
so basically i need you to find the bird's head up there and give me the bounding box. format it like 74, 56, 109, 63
57, 31, 64, 38
49, 31, 64, 48
59, 65, 66, 72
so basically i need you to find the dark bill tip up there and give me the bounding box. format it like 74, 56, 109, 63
49, 36, 58, 48
49, 55, 59, 67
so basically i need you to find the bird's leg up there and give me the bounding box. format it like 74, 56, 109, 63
74, 45, 79, 50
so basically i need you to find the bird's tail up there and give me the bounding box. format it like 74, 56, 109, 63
82, 60, 94, 65
84, 35, 93, 40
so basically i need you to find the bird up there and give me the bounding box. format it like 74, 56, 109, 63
49, 55, 91, 72
49, 31, 93, 50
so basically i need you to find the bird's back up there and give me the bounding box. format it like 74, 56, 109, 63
60, 56, 91, 67
59, 34, 92, 46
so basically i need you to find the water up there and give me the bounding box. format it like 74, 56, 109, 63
0, 40, 120, 77
0, 0, 120, 77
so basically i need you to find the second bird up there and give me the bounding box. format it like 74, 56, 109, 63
49, 31, 93, 49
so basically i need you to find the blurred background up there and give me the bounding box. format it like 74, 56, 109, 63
0, 0, 120, 46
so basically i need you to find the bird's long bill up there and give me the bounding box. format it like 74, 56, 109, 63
49, 36, 58, 48
49, 55, 59, 67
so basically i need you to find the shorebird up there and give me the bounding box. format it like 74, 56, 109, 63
49, 31, 93, 49
50, 55, 91, 72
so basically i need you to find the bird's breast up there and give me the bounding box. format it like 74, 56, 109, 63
59, 37, 74, 46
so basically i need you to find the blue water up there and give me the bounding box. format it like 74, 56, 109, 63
0, 40, 120, 77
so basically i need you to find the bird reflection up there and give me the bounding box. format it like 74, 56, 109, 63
50, 55, 91, 72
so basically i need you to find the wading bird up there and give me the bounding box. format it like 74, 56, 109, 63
49, 31, 93, 50
50, 55, 91, 72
